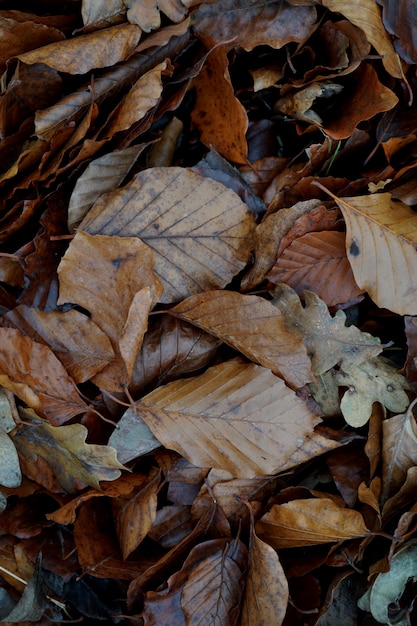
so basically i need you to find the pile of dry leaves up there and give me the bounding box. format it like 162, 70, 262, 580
1, 0, 417, 624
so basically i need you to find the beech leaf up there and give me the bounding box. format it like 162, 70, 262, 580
241, 525, 289, 626
171, 290, 313, 388
11, 409, 127, 494
272, 284, 381, 376
136, 359, 322, 478
256, 497, 371, 549
79, 167, 256, 303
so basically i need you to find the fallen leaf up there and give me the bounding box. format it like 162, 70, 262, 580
1, 555, 45, 622
82, 0, 126, 27
268, 231, 364, 307
4, 305, 115, 384
136, 359, 321, 478
191, 45, 248, 164
108, 406, 161, 465
0, 389, 21, 489
0, 328, 87, 425
272, 284, 381, 376
241, 524, 289, 626
315, 189, 417, 316
79, 167, 255, 303
336, 357, 410, 427
256, 497, 371, 549
125, 0, 188, 32
17, 24, 142, 75
320, 0, 402, 78
67, 145, 145, 233
11, 408, 126, 494
171, 290, 312, 388
378, 0, 417, 65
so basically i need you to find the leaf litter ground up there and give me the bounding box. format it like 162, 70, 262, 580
1, 1, 417, 624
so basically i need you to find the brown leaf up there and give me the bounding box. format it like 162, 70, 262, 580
113, 469, 161, 560
17, 23, 142, 74
82, 0, 126, 27
191, 45, 248, 164
256, 498, 371, 549
126, 0, 188, 32
137, 359, 321, 478
193, 0, 317, 51
318, 188, 417, 315
268, 231, 364, 307
378, 0, 417, 65
57, 231, 163, 391
0, 328, 87, 425
4, 305, 115, 384
79, 167, 255, 303
12, 408, 126, 494
241, 525, 289, 626
171, 290, 312, 388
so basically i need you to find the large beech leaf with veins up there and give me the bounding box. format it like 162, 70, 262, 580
136, 359, 322, 479
272, 283, 381, 375
171, 290, 312, 389
79, 167, 256, 303
320, 190, 417, 315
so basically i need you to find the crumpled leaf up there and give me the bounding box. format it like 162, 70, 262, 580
275, 81, 343, 126
241, 524, 289, 625
0, 390, 21, 489
336, 357, 410, 427
137, 359, 322, 478
381, 398, 417, 503
67, 145, 145, 233
272, 284, 381, 376
358, 540, 417, 625
0, 328, 87, 425
0, 555, 46, 622
79, 167, 255, 303
320, 0, 402, 78
17, 23, 142, 75
256, 497, 371, 549
317, 188, 417, 316
57, 231, 163, 391
125, 0, 188, 32
171, 290, 312, 388
11, 408, 127, 494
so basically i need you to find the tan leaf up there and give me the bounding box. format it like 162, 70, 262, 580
272, 284, 381, 376
11, 409, 126, 494
171, 290, 312, 388
0, 328, 87, 425
82, 0, 126, 27
241, 526, 289, 626
320, 190, 417, 315
104, 61, 170, 138
320, 0, 402, 78
381, 399, 417, 503
4, 306, 115, 384
256, 498, 371, 549
125, 0, 188, 32
191, 45, 248, 164
113, 469, 160, 559
137, 359, 321, 478
79, 167, 255, 303
67, 145, 145, 233
268, 231, 364, 307
57, 231, 163, 391
17, 24, 142, 75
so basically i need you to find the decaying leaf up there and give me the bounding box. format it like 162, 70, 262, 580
336, 357, 410, 427
0, 390, 21, 489
11, 408, 126, 493
256, 497, 371, 549
79, 167, 256, 303
136, 359, 322, 478
171, 290, 313, 388
108, 406, 161, 465
125, 0, 188, 32
272, 284, 381, 375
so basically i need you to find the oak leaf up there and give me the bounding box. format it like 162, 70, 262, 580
125, 0, 188, 32
272, 284, 381, 376
136, 359, 321, 478
171, 290, 312, 388
256, 497, 371, 549
11, 409, 126, 494
79, 167, 255, 303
